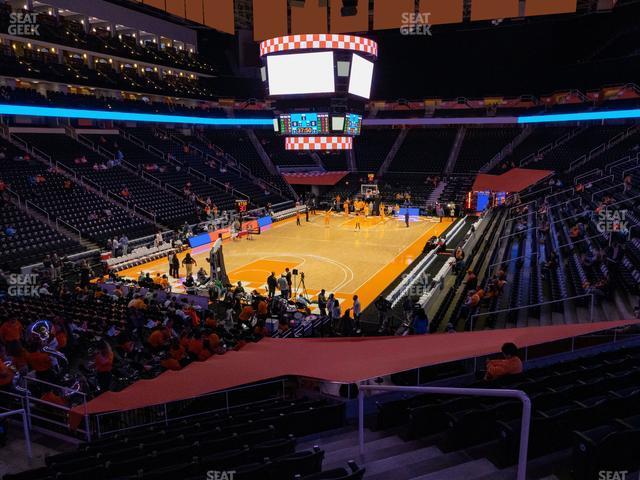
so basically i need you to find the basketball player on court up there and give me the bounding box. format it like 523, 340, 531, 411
355, 211, 361, 231
324, 208, 333, 227
296, 209, 301, 226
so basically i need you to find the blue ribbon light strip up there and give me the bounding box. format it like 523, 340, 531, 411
518, 109, 640, 124
0, 104, 274, 126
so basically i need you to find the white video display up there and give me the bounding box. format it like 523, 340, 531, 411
267, 51, 335, 96
332, 116, 345, 131
348, 53, 374, 99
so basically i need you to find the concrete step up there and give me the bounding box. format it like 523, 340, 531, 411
297, 427, 395, 452
410, 458, 498, 480
358, 445, 441, 478
322, 437, 430, 471
365, 451, 472, 480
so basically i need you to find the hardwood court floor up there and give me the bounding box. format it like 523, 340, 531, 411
119, 213, 453, 311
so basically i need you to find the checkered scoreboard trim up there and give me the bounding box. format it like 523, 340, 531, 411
260, 34, 378, 57
285, 136, 353, 151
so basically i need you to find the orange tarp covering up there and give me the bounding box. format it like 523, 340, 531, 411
472, 168, 553, 193
76, 320, 637, 415
283, 171, 349, 186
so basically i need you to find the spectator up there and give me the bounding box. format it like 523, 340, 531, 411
484, 343, 523, 381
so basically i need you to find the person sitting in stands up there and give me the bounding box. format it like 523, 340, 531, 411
484, 342, 523, 381
94, 341, 114, 393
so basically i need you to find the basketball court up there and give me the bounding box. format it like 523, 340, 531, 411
118, 213, 453, 311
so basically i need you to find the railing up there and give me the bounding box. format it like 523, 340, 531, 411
80, 175, 102, 193
93, 378, 287, 438
357, 385, 531, 480
134, 204, 157, 225
141, 171, 162, 185
56, 217, 82, 240
6, 187, 21, 207
9, 134, 29, 151
107, 190, 129, 208
165, 183, 183, 196
386, 217, 466, 307
25, 200, 50, 223
188, 167, 207, 181
0, 376, 91, 442
97, 145, 115, 160
147, 144, 165, 160
76, 135, 95, 151
469, 294, 595, 331
573, 168, 601, 185
32, 146, 52, 165
0, 409, 32, 462
591, 182, 623, 202
606, 155, 634, 174
54, 161, 77, 179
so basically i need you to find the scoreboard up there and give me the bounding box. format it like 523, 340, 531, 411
279, 113, 330, 135
344, 113, 362, 136
236, 199, 248, 213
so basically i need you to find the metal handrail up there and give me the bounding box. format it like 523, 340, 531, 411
591, 183, 623, 202
573, 168, 601, 185
55, 161, 77, 179
358, 385, 531, 480
147, 144, 165, 160
25, 200, 50, 223
32, 146, 52, 165
0, 409, 32, 462
56, 217, 82, 239
469, 294, 595, 331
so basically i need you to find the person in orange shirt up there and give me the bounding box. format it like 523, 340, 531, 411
204, 313, 217, 329
485, 343, 523, 381
343, 200, 350, 216
41, 391, 67, 406
187, 331, 204, 358
324, 208, 333, 226
208, 332, 220, 349
160, 355, 181, 371
147, 327, 168, 350
27, 347, 53, 383
0, 318, 23, 349
7, 344, 28, 371
0, 359, 15, 390
95, 341, 114, 393
169, 339, 186, 365
238, 305, 255, 324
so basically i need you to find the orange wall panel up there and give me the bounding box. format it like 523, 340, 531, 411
525, 0, 576, 16
165, 0, 185, 18
419, 0, 464, 25
471, 0, 519, 21
330, 0, 368, 33
373, 0, 414, 31
185, 0, 204, 24
203, 0, 234, 34
143, 0, 165, 10
291, 0, 328, 34
253, 0, 288, 41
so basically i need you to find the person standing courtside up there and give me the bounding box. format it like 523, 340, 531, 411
267, 272, 277, 298
278, 273, 289, 299
317, 289, 327, 317
352, 295, 362, 334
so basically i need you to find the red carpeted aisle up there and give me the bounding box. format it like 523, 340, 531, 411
78, 320, 638, 415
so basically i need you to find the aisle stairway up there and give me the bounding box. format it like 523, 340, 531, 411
297, 425, 566, 480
